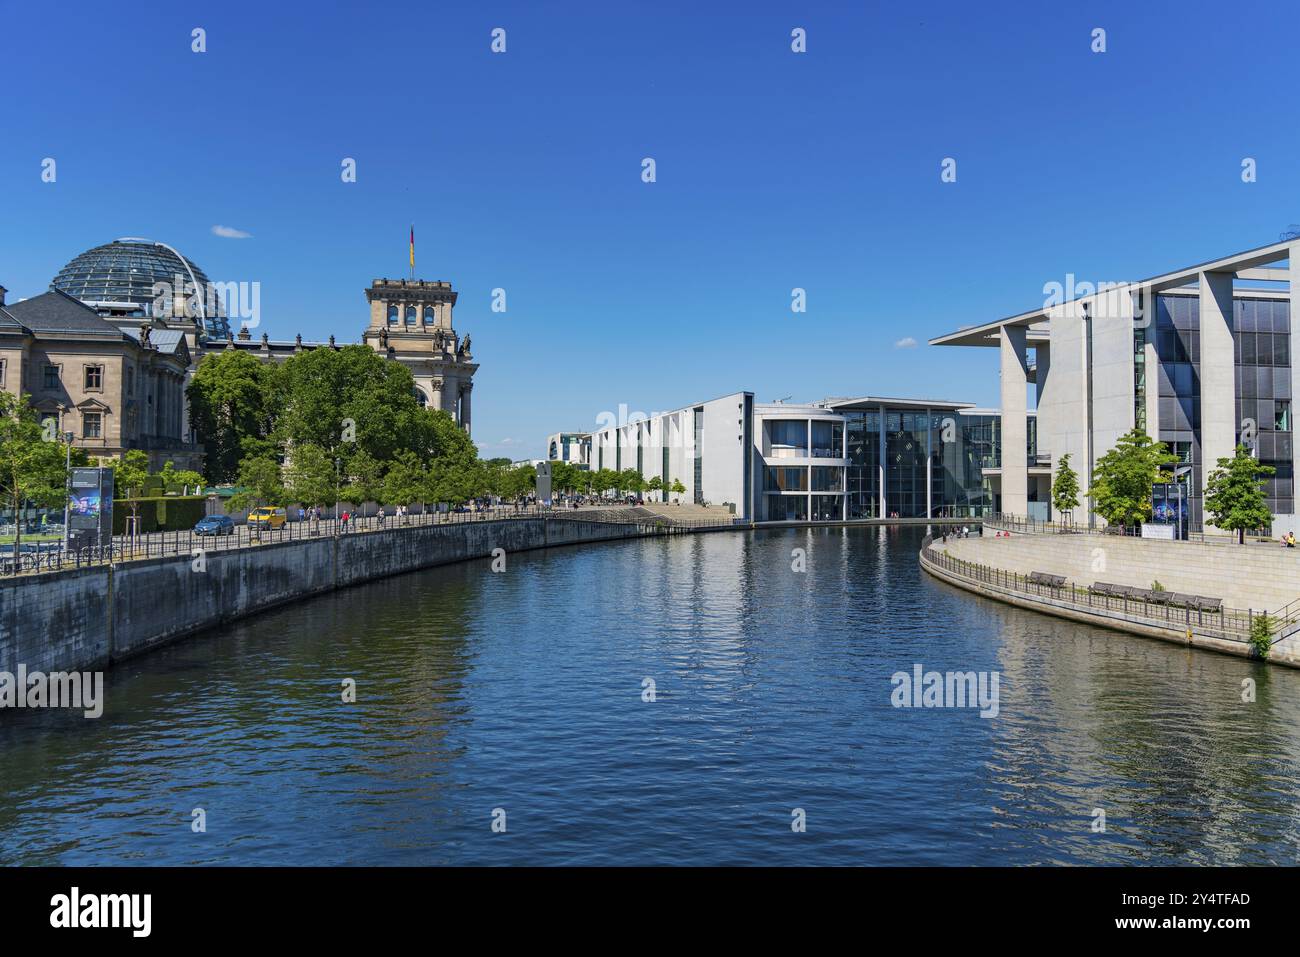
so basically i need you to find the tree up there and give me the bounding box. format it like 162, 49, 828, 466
1087, 428, 1175, 529
1051, 453, 1081, 523
380, 449, 427, 507
187, 350, 277, 483
110, 449, 151, 537
159, 460, 205, 495
0, 392, 68, 566
229, 456, 285, 513
620, 468, 644, 501
670, 478, 686, 502
283, 444, 336, 510
646, 475, 663, 502
343, 449, 383, 507
1203, 445, 1275, 544
591, 468, 616, 500
273, 345, 436, 464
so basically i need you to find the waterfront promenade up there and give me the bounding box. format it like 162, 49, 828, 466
921, 521, 1300, 668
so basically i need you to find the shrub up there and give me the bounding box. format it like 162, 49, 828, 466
1249, 613, 1274, 660
113, 496, 208, 534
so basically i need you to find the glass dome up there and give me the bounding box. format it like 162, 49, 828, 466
51, 238, 232, 340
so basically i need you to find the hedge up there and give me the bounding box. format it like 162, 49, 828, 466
113, 496, 209, 534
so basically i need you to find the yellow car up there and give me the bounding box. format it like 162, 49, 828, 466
247, 506, 287, 530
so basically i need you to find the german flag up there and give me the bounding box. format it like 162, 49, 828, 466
409, 225, 415, 270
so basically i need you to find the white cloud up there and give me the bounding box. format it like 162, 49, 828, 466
894, 336, 918, 349
211, 225, 253, 239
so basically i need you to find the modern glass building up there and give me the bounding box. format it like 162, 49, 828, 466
932, 238, 1299, 534
51, 238, 232, 341
575, 393, 1003, 522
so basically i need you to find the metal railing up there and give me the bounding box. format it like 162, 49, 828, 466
985, 513, 1274, 546
918, 535, 1287, 646
0, 504, 741, 577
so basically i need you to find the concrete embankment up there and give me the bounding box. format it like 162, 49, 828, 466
939, 530, 1300, 611
0, 518, 690, 675
923, 531, 1300, 667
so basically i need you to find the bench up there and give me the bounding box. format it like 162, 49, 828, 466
1028, 571, 1067, 588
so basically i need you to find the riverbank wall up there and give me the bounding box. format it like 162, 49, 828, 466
940, 530, 1300, 612
922, 531, 1300, 667
0, 518, 686, 675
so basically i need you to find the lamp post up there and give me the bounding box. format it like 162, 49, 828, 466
61, 431, 73, 560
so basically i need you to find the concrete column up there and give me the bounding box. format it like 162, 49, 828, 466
430, 376, 444, 413
1000, 324, 1030, 516
1199, 270, 1236, 526
460, 383, 472, 435
925, 408, 933, 518
1292, 245, 1300, 525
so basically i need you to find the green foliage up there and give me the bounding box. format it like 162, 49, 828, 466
1051, 452, 1081, 518
670, 478, 686, 498
618, 468, 644, 498
274, 345, 436, 463
229, 456, 285, 512
1150, 580, 1165, 592
112, 496, 207, 534
283, 444, 337, 508
0, 391, 69, 559
187, 350, 277, 483
159, 460, 205, 494
1203, 445, 1275, 544
1087, 428, 1176, 529
1250, 613, 1274, 659
380, 449, 427, 506
109, 450, 151, 500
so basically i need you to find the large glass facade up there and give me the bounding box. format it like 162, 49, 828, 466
841, 407, 998, 519
51, 239, 232, 340
845, 411, 880, 518
765, 494, 807, 521
1155, 293, 1294, 528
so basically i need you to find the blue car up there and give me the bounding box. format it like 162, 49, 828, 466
194, 515, 235, 536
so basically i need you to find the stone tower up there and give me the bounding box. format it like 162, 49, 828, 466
361, 278, 477, 434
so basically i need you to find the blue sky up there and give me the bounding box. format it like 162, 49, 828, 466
2, 1, 1297, 458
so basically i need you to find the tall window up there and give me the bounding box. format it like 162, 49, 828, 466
43, 365, 59, 390
83, 411, 102, 439
424, 306, 435, 325
0, 359, 5, 388
387, 304, 399, 324
405, 306, 417, 325
84, 365, 103, 391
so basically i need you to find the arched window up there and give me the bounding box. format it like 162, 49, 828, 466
387, 304, 398, 324
412, 387, 427, 407
423, 306, 435, 325
405, 306, 417, 325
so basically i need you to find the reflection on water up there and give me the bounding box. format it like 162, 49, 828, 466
1, 525, 1298, 865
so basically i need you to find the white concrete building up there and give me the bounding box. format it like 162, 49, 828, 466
932, 239, 1300, 533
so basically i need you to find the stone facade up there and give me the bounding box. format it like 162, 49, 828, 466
0, 288, 197, 470
360, 278, 477, 434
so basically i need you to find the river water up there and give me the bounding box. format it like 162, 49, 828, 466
2, 525, 1298, 865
